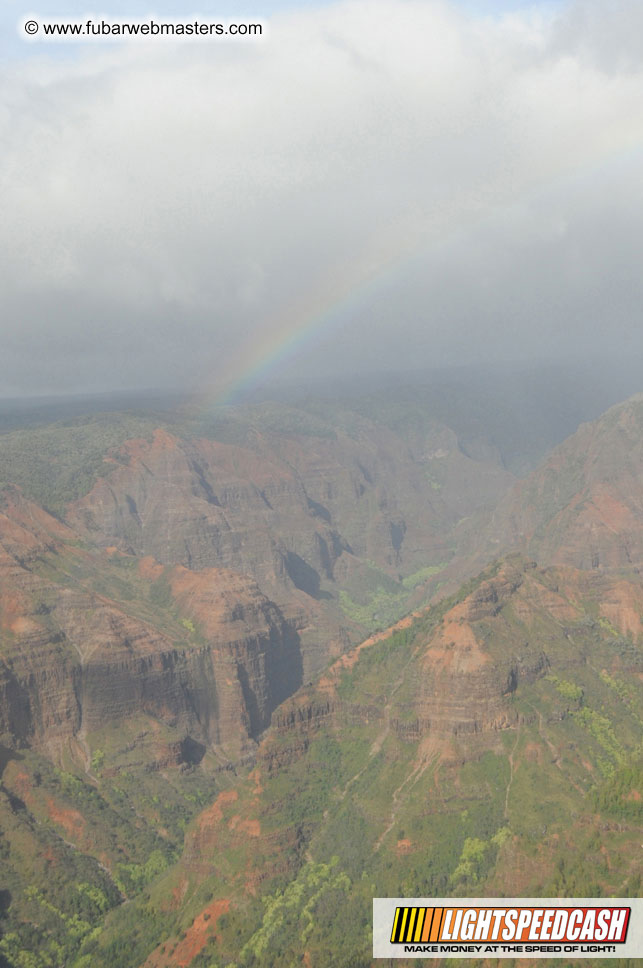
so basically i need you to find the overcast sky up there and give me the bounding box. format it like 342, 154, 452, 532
1, 0, 643, 398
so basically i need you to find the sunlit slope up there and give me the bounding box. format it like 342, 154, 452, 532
85, 557, 642, 968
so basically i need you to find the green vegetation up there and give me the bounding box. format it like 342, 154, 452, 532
546, 674, 584, 704
591, 757, 643, 822
90, 749, 105, 773
450, 827, 512, 885
0, 740, 220, 968
571, 707, 626, 776
238, 860, 352, 965
0, 413, 159, 514
339, 562, 446, 631
600, 670, 643, 728
598, 615, 619, 636
3, 556, 642, 968
114, 850, 171, 896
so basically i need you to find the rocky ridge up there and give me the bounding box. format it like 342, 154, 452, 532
96, 556, 643, 968
479, 394, 643, 573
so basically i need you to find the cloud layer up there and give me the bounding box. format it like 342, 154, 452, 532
1, 0, 643, 396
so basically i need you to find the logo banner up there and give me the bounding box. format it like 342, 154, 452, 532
373, 898, 642, 959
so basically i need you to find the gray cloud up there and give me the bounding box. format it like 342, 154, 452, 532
1, 0, 643, 396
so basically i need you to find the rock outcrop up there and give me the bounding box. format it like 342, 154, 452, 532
0, 487, 304, 762
268, 557, 643, 754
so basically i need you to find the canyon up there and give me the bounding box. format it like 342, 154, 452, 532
0, 390, 641, 968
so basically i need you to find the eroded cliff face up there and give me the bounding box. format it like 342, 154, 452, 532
67, 430, 329, 599
7, 390, 643, 777
480, 396, 643, 573
397, 560, 643, 742
167, 565, 304, 742
0, 409, 518, 774
0, 487, 304, 763
269, 558, 643, 752
409, 568, 548, 738
66, 421, 512, 599
271, 562, 549, 749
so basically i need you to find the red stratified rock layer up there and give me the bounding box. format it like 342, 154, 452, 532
143, 898, 231, 968
65, 422, 514, 678
0, 489, 304, 761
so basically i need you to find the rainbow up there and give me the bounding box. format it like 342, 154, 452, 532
192, 218, 421, 412
192, 131, 643, 415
